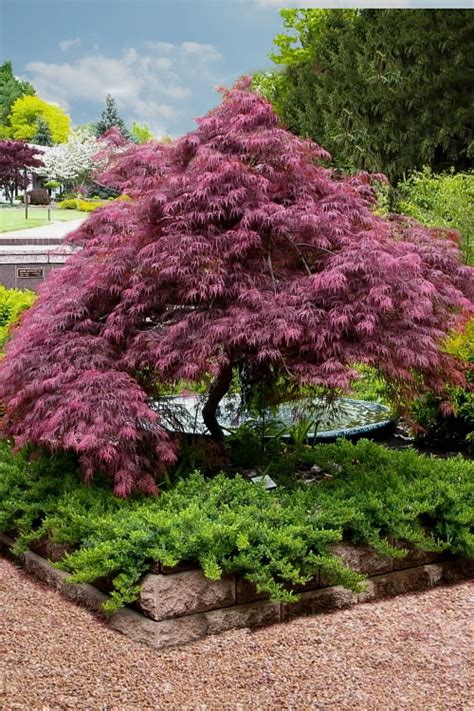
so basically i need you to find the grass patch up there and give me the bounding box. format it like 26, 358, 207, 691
0, 438, 472, 613
0, 208, 86, 232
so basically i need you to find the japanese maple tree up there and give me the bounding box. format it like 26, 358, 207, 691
0, 79, 472, 496
0, 140, 43, 203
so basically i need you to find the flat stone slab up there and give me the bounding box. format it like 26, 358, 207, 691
140, 569, 236, 620
326, 542, 394, 578
110, 600, 282, 650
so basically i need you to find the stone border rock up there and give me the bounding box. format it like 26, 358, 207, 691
1, 533, 472, 651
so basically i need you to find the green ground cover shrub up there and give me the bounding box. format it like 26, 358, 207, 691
0, 439, 472, 613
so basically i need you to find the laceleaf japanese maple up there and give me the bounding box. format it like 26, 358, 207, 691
0, 78, 472, 496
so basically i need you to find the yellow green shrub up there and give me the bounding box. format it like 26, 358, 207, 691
0, 286, 36, 349
58, 198, 107, 212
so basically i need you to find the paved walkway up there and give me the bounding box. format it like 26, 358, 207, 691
0, 218, 85, 241
1, 557, 472, 710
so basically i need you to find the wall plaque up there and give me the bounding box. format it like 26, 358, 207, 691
17, 266, 44, 279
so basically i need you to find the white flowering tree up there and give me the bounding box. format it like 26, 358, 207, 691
35, 127, 100, 189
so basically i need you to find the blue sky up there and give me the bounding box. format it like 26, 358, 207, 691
1, 0, 472, 138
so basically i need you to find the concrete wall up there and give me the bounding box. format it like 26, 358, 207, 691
0, 246, 75, 291
0, 262, 61, 291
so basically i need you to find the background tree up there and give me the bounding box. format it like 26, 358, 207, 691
0, 140, 43, 203
34, 127, 125, 197
256, 9, 474, 181
396, 169, 474, 265
0, 60, 35, 137
9, 95, 70, 143
130, 121, 155, 144
32, 116, 53, 146
95, 94, 129, 139
34, 127, 99, 189
0, 81, 472, 495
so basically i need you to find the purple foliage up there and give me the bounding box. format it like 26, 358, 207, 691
0, 79, 472, 495
0, 140, 44, 203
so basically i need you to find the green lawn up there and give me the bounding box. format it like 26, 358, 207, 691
0, 208, 86, 233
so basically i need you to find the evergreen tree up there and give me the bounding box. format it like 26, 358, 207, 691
32, 116, 53, 146
0, 60, 35, 137
95, 94, 129, 139
259, 9, 474, 181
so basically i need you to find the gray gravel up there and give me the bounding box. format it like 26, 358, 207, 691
1, 557, 473, 710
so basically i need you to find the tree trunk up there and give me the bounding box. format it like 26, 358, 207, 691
202, 365, 233, 442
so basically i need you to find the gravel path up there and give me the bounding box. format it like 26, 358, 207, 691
1, 557, 472, 710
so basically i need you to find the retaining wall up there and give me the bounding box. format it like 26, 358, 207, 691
1, 533, 472, 651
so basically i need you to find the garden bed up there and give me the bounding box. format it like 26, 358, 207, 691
1, 532, 472, 650
0, 437, 473, 649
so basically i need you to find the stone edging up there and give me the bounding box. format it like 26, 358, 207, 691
1, 533, 472, 651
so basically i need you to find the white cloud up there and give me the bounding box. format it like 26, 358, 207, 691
145, 41, 176, 53
182, 42, 222, 62
25, 41, 223, 136
59, 37, 81, 51
144, 40, 223, 61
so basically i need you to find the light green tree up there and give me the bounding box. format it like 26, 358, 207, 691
9, 95, 71, 144
130, 121, 155, 144
396, 169, 474, 265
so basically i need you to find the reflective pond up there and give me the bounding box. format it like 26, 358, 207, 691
151, 394, 395, 441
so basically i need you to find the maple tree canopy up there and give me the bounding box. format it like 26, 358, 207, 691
0, 79, 472, 496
